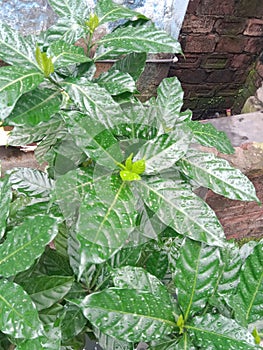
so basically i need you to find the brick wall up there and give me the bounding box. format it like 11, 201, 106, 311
169, 0, 263, 119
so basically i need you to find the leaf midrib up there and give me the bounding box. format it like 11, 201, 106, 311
138, 180, 224, 246
0, 71, 43, 93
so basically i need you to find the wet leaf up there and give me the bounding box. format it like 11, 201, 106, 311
137, 177, 226, 247
173, 238, 220, 319
81, 288, 176, 342
0, 66, 44, 120
0, 177, 12, 239
0, 216, 58, 277
189, 313, 256, 349
0, 279, 43, 339
95, 69, 136, 95
231, 241, 263, 326
188, 121, 235, 154
178, 149, 260, 202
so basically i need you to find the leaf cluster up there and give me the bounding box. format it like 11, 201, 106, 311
0, 0, 262, 349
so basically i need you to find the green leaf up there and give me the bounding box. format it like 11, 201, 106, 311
19, 275, 74, 311
150, 334, 195, 350
48, 0, 90, 19
137, 125, 191, 175
62, 79, 125, 129
35, 46, 54, 77
94, 328, 134, 350
0, 279, 43, 339
81, 288, 176, 342
39, 303, 64, 324
43, 17, 85, 45
188, 313, 256, 349
214, 244, 242, 302
0, 215, 58, 277
173, 238, 220, 320
178, 149, 260, 202
137, 177, 226, 247
231, 241, 263, 326
38, 247, 73, 276
9, 168, 54, 197
96, 24, 182, 58
15, 325, 61, 349
156, 77, 184, 130
95, 69, 137, 95
188, 121, 235, 154
76, 174, 138, 263
96, 0, 148, 25
0, 66, 44, 120
0, 177, 12, 239
8, 115, 66, 146
0, 21, 39, 69
65, 110, 123, 168
112, 266, 171, 301
49, 40, 92, 68
60, 304, 87, 342
7, 88, 61, 126
120, 170, 141, 181
140, 245, 169, 280
111, 52, 147, 82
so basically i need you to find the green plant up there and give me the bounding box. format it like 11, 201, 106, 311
0, 0, 262, 349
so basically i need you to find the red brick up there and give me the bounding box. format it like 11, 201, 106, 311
201, 54, 229, 69
186, 0, 202, 14
214, 17, 246, 35
199, 0, 235, 15
206, 69, 235, 83
174, 69, 208, 83
216, 36, 247, 53
244, 38, 263, 54
184, 34, 217, 53
244, 19, 263, 37
170, 54, 202, 71
235, 0, 263, 18
230, 54, 253, 69
182, 14, 215, 34
233, 70, 249, 84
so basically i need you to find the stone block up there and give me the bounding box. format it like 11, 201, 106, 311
184, 34, 217, 53
216, 36, 246, 53
206, 69, 235, 83
244, 18, 263, 36
201, 54, 229, 69
233, 69, 249, 84
244, 38, 263, 54
199, 0, 235, 15
256, 62, 263, 78
214, 17, 247, 35
182, 14, 215, 34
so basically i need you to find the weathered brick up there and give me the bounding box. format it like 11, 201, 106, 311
201, 54, 229, 69
191, 84, 218, 97
216, 36, 246, 53
184, 34, 217, 53
256, 62, 263, 78
244, 38, 263, 54
230, 54, 253, 69
235, 0, 263, 18
174, 69, 208, 84
199, 0, 235, 15
207, 69, 235, 83
186, 0, 202, 14
214, 17, 247, 35
169, 54, 202, 71
244, 19, 263, 36
182, 14, 215, 34
233, 70, 249, 84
